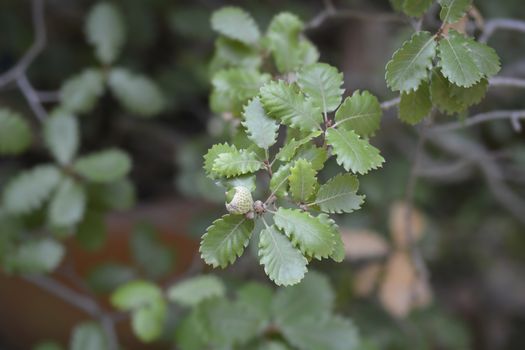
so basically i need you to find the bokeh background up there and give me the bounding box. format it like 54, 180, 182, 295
1, 0, 524, 349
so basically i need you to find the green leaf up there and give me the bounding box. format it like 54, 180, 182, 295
212, 149, 262, 178
399, 81, 432, 124
289, 159, 317, 202
86, 263, 136, 294
85, 2, 125, 64
75, 211, 106, 251
272, 271, 334, 325
275, 131, 321, 162
200, 214, 254, 268
4, 238, 64, 274
48, 178, 86, 227
439, 0, 471, 24
293, 145, 328, 171
259, 342, 291, 350
237, 283, 274, 324
258, 225, 308, 286
313, 174, 364, 214
334, 90, 382, 137
211, 37, 262, 72
204, 143, 238, 179
438, 30, 482, 87
108, 68, 165, 117
130, 223, 174, 280
329, 229, 345, 263
44, 111, 79, 165
385, 31, 436, 92
70, 322, 108, 350
175, 309, 208, 350
88, 179, 136, 211
74, 149, 131, 183
0, 108, 31, 155
260, 81, 323, 132
463, 38, 501, 77
211, 68, 270, 115
270, 163, 291, 198
2, 165, 61, 214
298, 63, 344, 114
266, 13, 319, 73
221, 174, 257, 192
111, 280, 163, 311
242, 97, 279, 149
402, 0, 434, 17
59, 69, 105, 114
211, 7, 260, 45
131, 298, 167, 342
167, 275, 225, 307
430, 69, 488, 114
283, 316, 360, 350
273, 208, 334, 259
33, 341, 64, 350
326, 128, 384, 175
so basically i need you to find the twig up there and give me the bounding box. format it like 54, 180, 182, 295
381, 97, 400, 110
0, 0, 47, 87
23, 275, 119, 350
429, 110, 525, 133
428, 133, 525, 226
36, 90, 61, 103
16, 74, 48, 122
489, 76, 525, 89
480, 18, 525, 43
306, 1, 406, 30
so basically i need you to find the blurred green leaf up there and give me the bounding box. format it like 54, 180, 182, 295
87, 262, 136, 294
211, 7, 260, 45
4, 238, 64, 274
85, 2, 125, 64
59, 69, 105, 114
167, 275, 225, 307
0, 108, 32, 155
76, 211, 106, 251
44, 111, 79, 165
111, 280, 163, 311
70, 322, 108, 350
108, 68, 166, 117
131, 298, 167, 342
48, 178, 86, 228
74, 149, 131, 183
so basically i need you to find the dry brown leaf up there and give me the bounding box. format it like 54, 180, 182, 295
379, 252, 432, 318
341, 229, 390, 260
354, 263, 382, 297
442, 16, 468, 35
389, 201, 426, 249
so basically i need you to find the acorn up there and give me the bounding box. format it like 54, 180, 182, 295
225, 186, 254, 215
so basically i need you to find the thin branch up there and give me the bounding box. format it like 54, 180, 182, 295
16, 74, 48, 122
489, 76, 525, 89
306, 2, 406, 30
23, 275, 119, 350
0, 0, 47, 87
381, 97, 400, 110
429, 110, 525, 133
480, 18, 525, 43
36, 90, 61, 103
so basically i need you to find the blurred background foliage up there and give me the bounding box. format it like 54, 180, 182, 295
0, 0, 525, 349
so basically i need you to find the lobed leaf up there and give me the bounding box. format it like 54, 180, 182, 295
44, 111, 79, 165
437, 30, 482, 87
2, 165, 61, 214
275, 131, 321, 162
288, 159, 317, 202
293, 144, 328, 171
74, 148, 131, 183
258, 225, 308, 286
385, 31, 436, 92
326, 128, 384, 175
203, 143, 238, 179
314, 173, 364, 214
211, 7, 260, 45
85, 2, 125, 64
439, 0, 471, 24
0, 109, 32, 155
399, 81, 432, 124
108, 68, 165, 117
402, 0, 434, 17
297, 63, 344, 114
334, 90, 382, 137
200, 214, 254, 268
464, 37, 501, 78
273, 208, 335, 259
60, 69, 105, 114
212, 149, 262, 178
265, 13, 319, 73
242, 97, 279, 149
270, 163, 291, 198
260, 81, 323, 132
